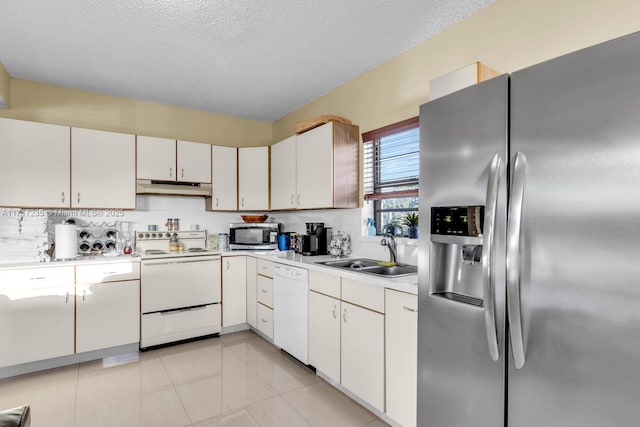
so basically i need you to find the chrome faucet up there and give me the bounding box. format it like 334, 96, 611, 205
380, 232, 398, 264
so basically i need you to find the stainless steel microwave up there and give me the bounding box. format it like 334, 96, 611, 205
229, 223, 281, 250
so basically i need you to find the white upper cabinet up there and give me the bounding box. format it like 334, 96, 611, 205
296, 123, 334, 209
136, 136, 175, 181
270, 136, 297, 210
271, 121, 359, 210
177, 140, 212, 183
71, 128, 136, 209
238, 146, 269, 211
209, 145, 238, 210
137, 136, 211, 183
0, 118, 70, 208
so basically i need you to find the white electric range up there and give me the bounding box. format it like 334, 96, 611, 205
135, 230, 221, 349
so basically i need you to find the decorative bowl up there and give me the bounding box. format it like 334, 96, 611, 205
241, 214, 269, 223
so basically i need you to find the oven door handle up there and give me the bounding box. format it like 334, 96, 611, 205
142, 257, 219, 266
158, 305, 209, 315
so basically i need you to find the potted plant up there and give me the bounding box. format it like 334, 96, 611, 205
403, 212, 419, 238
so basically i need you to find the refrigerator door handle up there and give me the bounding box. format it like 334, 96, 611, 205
507, 151, 527, 369
482, 153, 501, 362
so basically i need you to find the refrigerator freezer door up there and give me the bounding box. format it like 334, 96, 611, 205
508, 32, 640, 427
418, 74, 508, 427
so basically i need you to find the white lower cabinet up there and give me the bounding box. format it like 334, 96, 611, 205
308, 273, 385, 413
246, 257, 257, 328
76, 279, 140, 353
222, 256, 247, 327
341, 301, 385, 412
0, 266, 75, 367
385, 289, 418, 427
308, 290, 341, 382
75, 262, 140, 353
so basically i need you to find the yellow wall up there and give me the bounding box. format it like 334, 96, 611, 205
0, 78, 271, 147
272, 0, 640, 140
0, 62, 10, 108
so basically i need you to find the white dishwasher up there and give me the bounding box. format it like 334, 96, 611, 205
273, 263, 309, 364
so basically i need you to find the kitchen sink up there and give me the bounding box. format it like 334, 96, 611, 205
317, 258, 417, 277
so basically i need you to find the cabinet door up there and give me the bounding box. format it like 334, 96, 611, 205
246, 257, 257, 328
296, 122, 334, 209
270, 136, 297, 210
76, 280, 140, 353
137, 136, 176, 181
71, 128, 136, 209
385, 289, 418, 427
211, 146, 238, 210
222, 256, 247, 327
341, 301, 385, 412
308, 290, 341, 382
177, 140, 212, 183
0, 118, 70, 208
0, 266, 75, 367
238, 147, 269, 210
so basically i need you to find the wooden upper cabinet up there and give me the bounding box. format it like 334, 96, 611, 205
137, 137, 211, 183
238, 146, 269, 211
177, 140, 212, 183
71, 128, 136, 209
136, 136, 175, 181
209, 145, 238, 211
0, 118, 70, 208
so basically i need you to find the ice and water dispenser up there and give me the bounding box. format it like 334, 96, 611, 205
430, 206, 485, 306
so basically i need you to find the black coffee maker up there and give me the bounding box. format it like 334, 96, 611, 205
297, 222, 330, 256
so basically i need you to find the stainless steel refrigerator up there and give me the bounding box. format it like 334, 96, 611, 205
418, 32, 640, 427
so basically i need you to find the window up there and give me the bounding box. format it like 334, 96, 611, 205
363, 117, 419, 236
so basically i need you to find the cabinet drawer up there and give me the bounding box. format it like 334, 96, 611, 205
341, 278, 385, 313
257, 259, 273, 278
0, 265, 74, 285
257, 303, 274, 339
309, 270, 341, 298
76, 261, 141, 284
257, 275, 273, 308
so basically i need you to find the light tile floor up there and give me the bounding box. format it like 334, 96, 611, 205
0, 330, 389, 426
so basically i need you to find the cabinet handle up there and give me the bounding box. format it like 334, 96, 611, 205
342, 307, 348, 323
290, 195, 294, 206
77, 193, 81, 204
65, 292, 70, 303
216, 197, 219, 207
61, 192, 65, 203
104, 271, 117, 275
297, 195, 301, 206
261, 318, 268, 323
29, 276, 46, 280
82, 289, 86, 302
241, 198, 245, 208
403, 306, 417, 313
332, 304, 337, 319
181, 168, 184, 179
169, 167, 173, 177
262, 289, 268, 293
226, 260, 230, 270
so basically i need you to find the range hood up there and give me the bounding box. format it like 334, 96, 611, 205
136, 179, 213, 197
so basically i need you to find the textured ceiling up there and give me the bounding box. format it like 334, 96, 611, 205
0, 0, 495, 121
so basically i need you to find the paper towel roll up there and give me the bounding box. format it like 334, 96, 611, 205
55, 224, 77, 259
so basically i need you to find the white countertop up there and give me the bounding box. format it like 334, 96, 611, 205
0, 254, 141, 270
221, 250, 418, 295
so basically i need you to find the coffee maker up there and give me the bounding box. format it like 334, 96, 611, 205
297, 222, 330, 256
